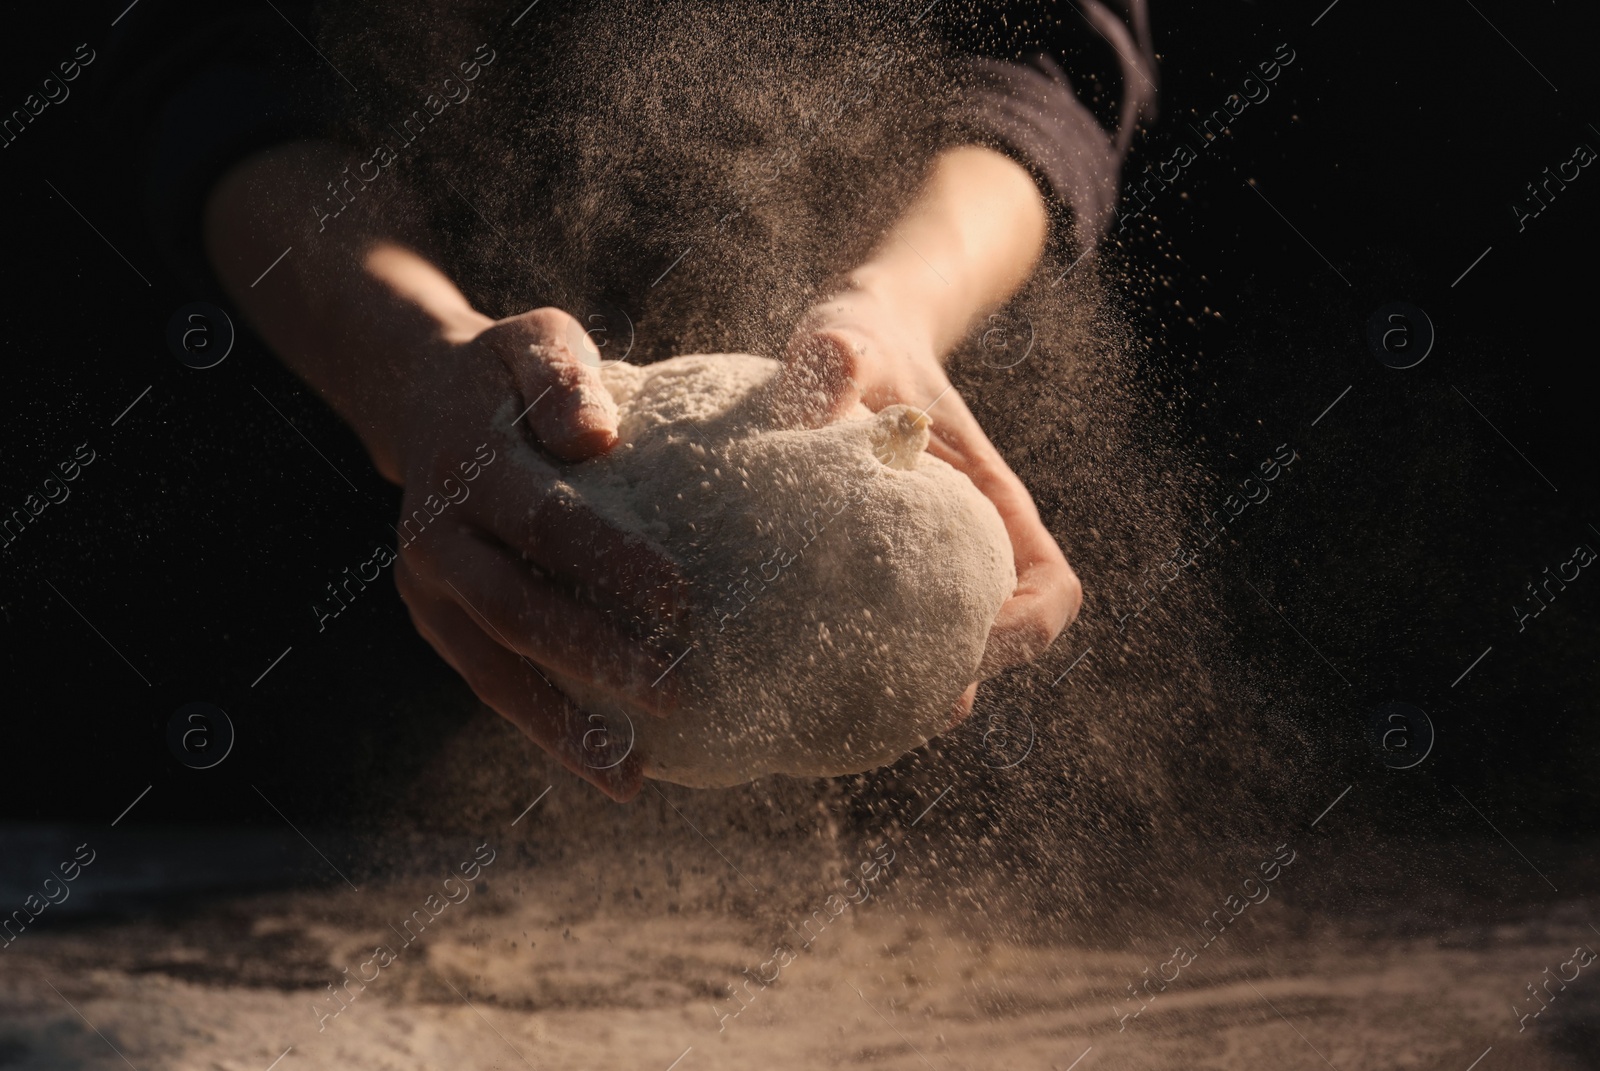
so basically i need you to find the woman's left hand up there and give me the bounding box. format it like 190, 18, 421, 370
761, 282, 1082, 721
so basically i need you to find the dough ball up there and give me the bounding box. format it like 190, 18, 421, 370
541, 354, 1015, 788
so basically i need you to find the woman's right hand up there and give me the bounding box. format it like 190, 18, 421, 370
205, 145, 679, 801
388, 305, 685, 801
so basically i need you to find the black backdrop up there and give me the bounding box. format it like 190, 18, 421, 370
1, 1, 1594, 838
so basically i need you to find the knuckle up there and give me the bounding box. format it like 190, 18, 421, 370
473, 316, 531, 351
1060, 565, 1084, 627
521, 306, 575, 334
821, 331, 863, 385
1019, 613, 1060, 661
478, 309, 585, 366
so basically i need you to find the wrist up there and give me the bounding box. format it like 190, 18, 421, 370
435, 305, 497, 348
834, 146, 1048, 359
344, 248, 499, 483
832, 264, 945, 361
373, 316, 507, 485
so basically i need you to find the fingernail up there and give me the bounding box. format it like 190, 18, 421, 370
576, 401, 613, 430
540, 383, 612, 434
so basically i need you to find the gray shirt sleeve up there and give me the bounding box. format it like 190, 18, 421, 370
946, 0, 1157, 252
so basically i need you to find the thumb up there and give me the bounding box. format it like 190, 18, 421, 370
476, 307, 619, 461
749, 329, 865, 430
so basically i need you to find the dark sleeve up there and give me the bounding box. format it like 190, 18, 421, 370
90, 1, 336, 297
943, 0, 1157, 253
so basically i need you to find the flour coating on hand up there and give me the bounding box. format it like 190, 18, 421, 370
546, 354, 1015, 788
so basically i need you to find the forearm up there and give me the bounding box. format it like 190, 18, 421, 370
203, 140, 493, 482
846, 145, 1047, 357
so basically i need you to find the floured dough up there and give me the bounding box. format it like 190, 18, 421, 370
537, 354, 1015, 788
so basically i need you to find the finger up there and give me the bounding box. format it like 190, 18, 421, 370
476, 307, 619, 461
750, 329, 864, 429
977, 515, 1080, 677
408, 524, 682, 717
449, 456, 688, 623
917, 391, 1081, 676
981, 566, 1081, 678
946, 681, 979, 730
396, 561, 644, 800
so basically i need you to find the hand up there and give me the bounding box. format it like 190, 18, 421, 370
764, 284, 1082, 721
202, 146, 680, 802
390, 307, 685, 801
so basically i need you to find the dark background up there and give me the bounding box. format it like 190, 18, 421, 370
0, 0, 1594, 849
